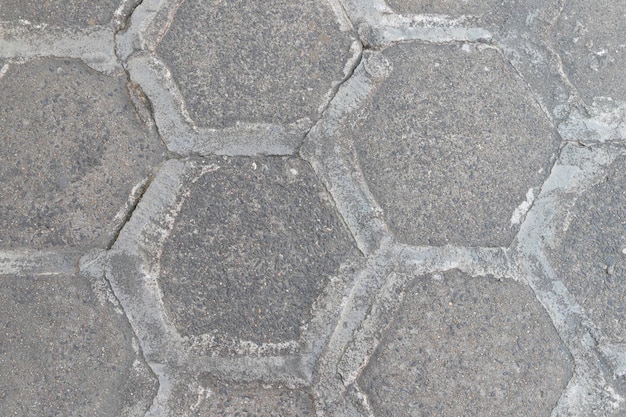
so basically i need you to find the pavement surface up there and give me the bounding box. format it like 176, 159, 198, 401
0, 1, 625, 416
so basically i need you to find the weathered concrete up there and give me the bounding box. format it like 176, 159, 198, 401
553, 0, 626, 105
0, 58, 165, 249
546, 155, 626, 346
0, 271, 156, 416
1, 0, 625, 415
359, 269, 572, 416
386, 0, 499, 16
0, 0, 124, 27
156, 0, 358, 129
158, 156, 358, 344
338, 43, 559, 247
167, 371, 315, 417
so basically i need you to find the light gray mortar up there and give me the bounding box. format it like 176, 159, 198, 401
339, 0, 492, 47
0, 0, 141, 75
511, 143, 626, 415
0, 250, 80, 276
300, 50, 393, 255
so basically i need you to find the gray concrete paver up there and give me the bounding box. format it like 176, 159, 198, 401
1, 0, 625, 415
103, 156, 362, 414
511, 143, 626, 415
359, 270, 572, 416
0, 272, 157, 416
156, 0, 357, 129
0, 57, 165, 249
553, 0, 626, 105
0, 0, 138, 74
0, 0, 124, 28
481, 0, 568, 124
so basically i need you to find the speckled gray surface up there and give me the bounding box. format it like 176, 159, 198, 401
552, 0, 626, 105
0, 58, 165, 249
156, 0, 356, 128
0, 271, 157, 416
546, 156, 626, 346
0, 0, 123, 27
359, 270, 572, 416
158, 156, 358, 344
386, 0, 499, 16
1, 0, 625, 415
347, 43, 559, 247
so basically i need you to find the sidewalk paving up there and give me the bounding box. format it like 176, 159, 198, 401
1, 0, 625, 416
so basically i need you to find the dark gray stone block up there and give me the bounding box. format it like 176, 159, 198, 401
158, 156, 358, 344
0, 58, 165, 249
0, 273, 157, 416
359, 270, 573, 416
156, 0, 356, 128
349, 43, 559, 247
386, 0, 500, 16
0, 0, 125, 27
168, 373, 315, 416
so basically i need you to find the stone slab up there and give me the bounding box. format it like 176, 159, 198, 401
158, 156, 358, 345
0, 58, 165, 249
156, 0, 356, 128
348, 43, 559, 247
0, 273, 157, 416
553, 0, 626, 104
546, 155, 626, 345
0, 0, 124, 27
359, 270, 573, 416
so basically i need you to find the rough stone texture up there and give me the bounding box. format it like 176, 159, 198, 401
0, 0, 122, 27
547, 156, 626, 345
480, 1, 569, 123
553, 0, 626, 104
359, 270, 573, 417
157, 0, 355, 128
350, 43, 559, 247
0, 58, 165, 249
2, 0, 625, 414
386, 0, 499, 16
159, 156, 357, 344
0, 273, 157, 416
169, 374, 315, 416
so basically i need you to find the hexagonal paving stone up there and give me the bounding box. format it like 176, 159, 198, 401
349, 43, 559, 247
156, 0, 356, 128
0, 0, 126, 27
0, 58, 165, 249
547, 156, 626, 345
158, 156, 358, 345
359, 270, 572, 416
386, 0, 500, 16
553, 0, 626, 104
0, 273, 157, 416
169, 373, 315, 416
